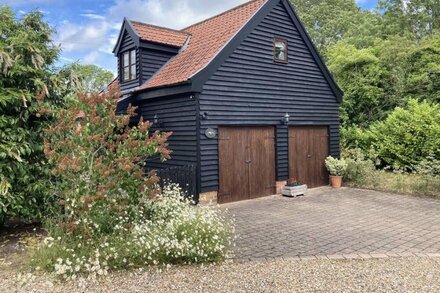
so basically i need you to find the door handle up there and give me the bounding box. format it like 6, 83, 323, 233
245, 160, 252, 164
307, 154, 312, 158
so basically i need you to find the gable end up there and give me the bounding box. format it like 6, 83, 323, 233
280, 0, 343, 101
190, 0, 342, 102
113, 18, 140, 56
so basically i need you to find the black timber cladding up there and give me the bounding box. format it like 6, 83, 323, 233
198, 1, 340, 192
117, 30, 140, 92
139, 48, 175, 84
134, 93, 198, 170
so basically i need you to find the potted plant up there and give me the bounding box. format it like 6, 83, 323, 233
325, 156, 347, 188
282, 177, 307, 197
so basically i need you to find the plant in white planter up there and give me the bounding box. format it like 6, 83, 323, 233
325, 156, 347, 188
282, 177, 307, 197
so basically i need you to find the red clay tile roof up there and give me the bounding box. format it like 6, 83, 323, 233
108, 77, 119, 90
130, 21, 190, 48
136, 0, 267, 91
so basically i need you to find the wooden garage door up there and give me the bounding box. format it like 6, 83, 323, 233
289, 126, 329, 188
218, 127, 276, 203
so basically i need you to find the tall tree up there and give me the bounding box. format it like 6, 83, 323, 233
290, 0, 374, 54
328, 35, 439, 128
65, 63, 114, 93
327, 42, 389, 127
403, 35, 440, 102
379, 0, 440, 38
0, 7, 71, 224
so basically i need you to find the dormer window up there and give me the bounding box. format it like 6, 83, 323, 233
121, 49, 136, 81
274, 38, 287, 63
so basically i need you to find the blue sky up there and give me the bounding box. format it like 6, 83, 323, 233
2, 0, 378, 75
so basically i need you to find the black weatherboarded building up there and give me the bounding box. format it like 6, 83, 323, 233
111, 0, 342, 204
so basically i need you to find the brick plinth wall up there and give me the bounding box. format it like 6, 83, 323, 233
276, 180, 287, 194
199, 191, 218, 205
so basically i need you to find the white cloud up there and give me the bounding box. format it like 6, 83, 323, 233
83, 50, 101, 63
60, 56, 74, 63
107, 0, 249, 29
56, 0, 248, 68
80, 13, 106, 20
56, 21, 110, 52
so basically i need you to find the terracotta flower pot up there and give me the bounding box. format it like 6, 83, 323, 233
329, 175, 343, 188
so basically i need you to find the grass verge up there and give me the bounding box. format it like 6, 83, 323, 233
346, 170, 440, 198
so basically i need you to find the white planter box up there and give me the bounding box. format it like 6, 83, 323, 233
282, 184, 307, 197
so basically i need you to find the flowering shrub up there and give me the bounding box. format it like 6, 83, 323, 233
33, 88, 233, 278
32, 184, 233, 279
325, 156, 348, 176
342, 148, 376, 184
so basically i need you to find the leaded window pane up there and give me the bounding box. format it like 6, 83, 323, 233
130, 64, 136, 79
123, 52, 129, 67
130, 50, 136, 65
123, 66, 129, 80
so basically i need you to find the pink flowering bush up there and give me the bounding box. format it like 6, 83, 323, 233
31, 88, 233, 279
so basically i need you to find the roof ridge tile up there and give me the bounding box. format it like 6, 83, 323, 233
129, 20, 190, 36
183, 0, 262, 31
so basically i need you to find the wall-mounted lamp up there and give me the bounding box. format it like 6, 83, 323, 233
153, 114, 163, 127
200, 112, 208, 120
281, 113, 290, 125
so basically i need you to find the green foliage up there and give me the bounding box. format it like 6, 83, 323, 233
290, 0, 361, 54
344, 100, 440, 170
65, 63, 114, 94
328, 35, 440, 127
378, 0, 440, 38
342, 148, 377, 185
404, 36, 440, 103
340, 126, 374, 153
368, 99, 440, 170
0, 7, 72, 224
34, 90, 232, 278
325, 156, 348, 176
342, 149, 440, 197
415, 154, 440, 176
327, 42, 387, 126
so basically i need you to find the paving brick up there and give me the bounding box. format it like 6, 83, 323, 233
224, 187, 440, 260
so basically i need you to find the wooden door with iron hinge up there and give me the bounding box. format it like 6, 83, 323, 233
288, 126, 329, 188
218, 126, 276, 203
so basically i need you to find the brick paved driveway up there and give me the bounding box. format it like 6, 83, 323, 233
224, 187, 440, 260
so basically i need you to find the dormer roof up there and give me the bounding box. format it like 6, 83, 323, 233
130, 21, 190, 48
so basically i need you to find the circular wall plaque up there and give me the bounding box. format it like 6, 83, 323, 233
205, 128, 217, 139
